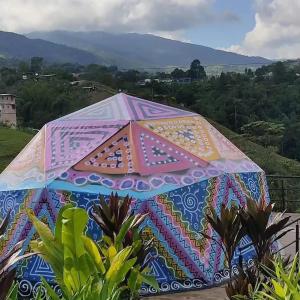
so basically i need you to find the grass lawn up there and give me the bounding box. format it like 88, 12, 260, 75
0, 127, 34, 171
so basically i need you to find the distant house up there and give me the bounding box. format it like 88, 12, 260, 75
72, 72, 85, 80
136, 78, 160, 86
0, 94, 17, 127
160, 79, 173, 84
82, 85, 96, 92
136, 80, 146, 86
38, 74, 56, 80
263, 72, 273, 78
175, 77, 192, 84
70, 80, 87, 86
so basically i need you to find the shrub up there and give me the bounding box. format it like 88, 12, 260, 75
28, 202, 158, 299
0, 211, 34, 300
203, 198, 291, 299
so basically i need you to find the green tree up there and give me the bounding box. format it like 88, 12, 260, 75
241, 121, 285, 151
188, 59, 206, 80
171, 68, 186, 79
30, 57, 44, 73
281, 122, 300, 160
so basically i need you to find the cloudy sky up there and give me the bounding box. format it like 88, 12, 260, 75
0, 0, 299, 59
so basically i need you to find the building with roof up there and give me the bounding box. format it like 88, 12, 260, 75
0, 94, 16, 127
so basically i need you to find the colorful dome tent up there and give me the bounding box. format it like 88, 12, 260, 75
0, 93, 269, 296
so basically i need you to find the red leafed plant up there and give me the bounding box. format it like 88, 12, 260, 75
91, 193, 152, 268
0, 211, 34, 300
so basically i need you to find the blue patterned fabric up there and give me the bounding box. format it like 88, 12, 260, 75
0, 172, 269, 297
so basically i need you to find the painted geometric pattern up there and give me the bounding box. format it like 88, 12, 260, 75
57, 94, 131, 121
57, 93, 196, 122
58, 157, 262, 197
45, 120, 127, 173
124, 94, 196, 120
132, 123, 207, 175
74, 125, 135, 174
205, 120, 247, 160
139, 116, 220, 162
0, 172, 268, 297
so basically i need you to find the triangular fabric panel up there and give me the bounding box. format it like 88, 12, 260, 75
124, 94, 197, 120
0, 127, 46, 190
204, 120, 248, 160
52, 93, 197, 122
56, 94, 131, 121
132, 123, 207, 175
45, 120, 127, 177
139, 116, 220, 162
74, 124, 136, 174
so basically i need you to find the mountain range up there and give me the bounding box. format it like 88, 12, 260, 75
0, 31, 102, 65
0, 30, 272, 69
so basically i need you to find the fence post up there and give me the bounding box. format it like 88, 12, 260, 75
296, 223, 299, 271
281, 179, 286, 211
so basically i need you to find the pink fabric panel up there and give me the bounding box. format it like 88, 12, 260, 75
45, 120, 128, 173
123, 93, 197, 120
132, 123, 208, 175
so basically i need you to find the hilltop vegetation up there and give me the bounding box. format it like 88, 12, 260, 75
212, 121, 300, 176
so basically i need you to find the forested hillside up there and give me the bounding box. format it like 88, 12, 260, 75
1, 58, 300, 173
0, 31, 100, 64
27, 30, 271, 68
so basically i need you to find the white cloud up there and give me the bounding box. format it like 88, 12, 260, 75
0, 0, 209, 33
224, 0, 300, 59
0, 0, 238, 40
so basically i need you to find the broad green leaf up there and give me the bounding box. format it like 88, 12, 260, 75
140, 273, 159, 291
107, 257, 137, 296
128, 268, 138, 292
61, 207, 92, 293
5, 282, 18, 300
41, 277, 61, 300
108, 245, 117, 262
30, 240, 64, 285
27, 209, 63, 277
55, 203, 74, 243
115, 216, 135, 250
258, 291, 278, 299
110, 286, 128, 300
62, 207, 88, 260
102, 235, 113, 246
271, 279, 285, 297
82, 235, 105, 274
105, 247, 132, 280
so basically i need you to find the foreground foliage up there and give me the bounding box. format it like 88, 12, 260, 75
239, 199, 290, 263
203, 197, 291, 299
92, 193, 156, 299
28, 202, 157, 299
0, 211, 33, 300
92, 195, 151, 260
254, 254, 300, 300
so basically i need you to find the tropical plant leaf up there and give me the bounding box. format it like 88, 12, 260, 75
140, 273, 159, 291
0, 210, 10, 236
82, 236, 105, 274
41, 277, 61, 300
0, 269, 16, 300
3, 280, 19, 300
